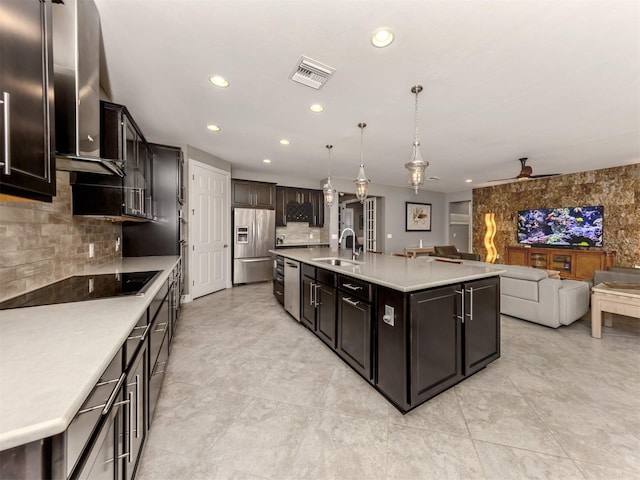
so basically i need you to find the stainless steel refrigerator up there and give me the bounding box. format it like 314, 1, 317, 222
233, 208, 275, 284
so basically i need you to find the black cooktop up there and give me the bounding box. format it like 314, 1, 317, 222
0, 271, 161, 310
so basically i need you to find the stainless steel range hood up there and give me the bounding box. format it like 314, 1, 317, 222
52, 0, 123, 176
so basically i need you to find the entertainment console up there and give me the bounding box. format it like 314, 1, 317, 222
506, 246, 616, 280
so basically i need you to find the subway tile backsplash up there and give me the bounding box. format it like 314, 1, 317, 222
276, 221, 329, 244
0, 171, 122, 302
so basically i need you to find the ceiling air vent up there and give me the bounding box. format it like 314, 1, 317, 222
289, 56, 335, 90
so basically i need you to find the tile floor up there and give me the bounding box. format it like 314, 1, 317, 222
137, 283, 640, 480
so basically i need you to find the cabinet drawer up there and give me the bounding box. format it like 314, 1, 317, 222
66, 349, 123, 476
125, 311, 148, 368
149, 293, 169, 366
317, 268, 336, 287
338, 275, 372, 302
302, 263, 315, 279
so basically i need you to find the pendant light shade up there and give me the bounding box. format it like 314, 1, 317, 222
323, 145, 335, 206
405, 85, 429, 194
354, 122, 370, 203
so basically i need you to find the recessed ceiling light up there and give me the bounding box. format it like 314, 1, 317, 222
279, 139, 290, 145
309, 104, 324, 113
371, 28, 394, 48
263, 159, 271, 164
206, 124, 220, 132
465, 179, 473, 183
209, 75, 229, 88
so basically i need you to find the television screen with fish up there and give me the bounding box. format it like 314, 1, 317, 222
517, 206, 604, 247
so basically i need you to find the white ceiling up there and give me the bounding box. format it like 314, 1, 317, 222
94, 0, 639, 193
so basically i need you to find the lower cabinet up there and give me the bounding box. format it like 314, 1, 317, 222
409, 285, 463, 405
462, 277, 500, 375
124, 343, 146, 480
301, 265, 338, 348
336, 275, 374, 381
0, 264, 182, 480
376, 276, 500, 412
337, 291, 372, 380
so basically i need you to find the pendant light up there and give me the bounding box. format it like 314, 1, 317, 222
322, 145, 336, 206
354, 122, 370, 203
405, 85, 429, 194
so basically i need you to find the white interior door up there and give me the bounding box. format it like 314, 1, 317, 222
189, 160, 229, 299
364, 197, 377, 251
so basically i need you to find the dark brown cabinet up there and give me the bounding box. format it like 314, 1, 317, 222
463, 277, 500, 376
0, 0, 56, 202
275, 186, 324, 227
72, 102, 153, 220
376, 276, 500, 412
232, 179, 275, 209
336, 275, 374, 381
301, 265, 337, 348
273, 256, 284, 305
409, 285, 463, 405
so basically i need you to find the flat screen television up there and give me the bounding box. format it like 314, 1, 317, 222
517, 206, 603, 247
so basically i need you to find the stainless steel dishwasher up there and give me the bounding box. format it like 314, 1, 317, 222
284, 259, 300, 321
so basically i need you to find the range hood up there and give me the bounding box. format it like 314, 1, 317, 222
52, 0, 123, 176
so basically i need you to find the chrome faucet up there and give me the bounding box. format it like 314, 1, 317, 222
338, 227, 360, 260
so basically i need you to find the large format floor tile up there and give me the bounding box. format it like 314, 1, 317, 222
137, 282, 640, 479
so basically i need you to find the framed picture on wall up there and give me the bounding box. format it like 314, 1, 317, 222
405, 202, 432, 231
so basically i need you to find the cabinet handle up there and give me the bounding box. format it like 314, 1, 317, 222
128, 323, 151, 341
455, 289, 464, 323
154, 322, 168, 333
309, 282, 315, 306
1, 92, 10, 175
315, 284, 321, 306
135, 374, 140, 439
343, 283, 363, 291
466, 287, 474, 321
127, 391, 134, 462
342, 296, 360, 307
103, 397, 131, 465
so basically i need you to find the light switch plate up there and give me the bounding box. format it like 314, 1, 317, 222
383, 304, 395, 326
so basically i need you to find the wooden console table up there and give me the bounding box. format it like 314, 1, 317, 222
506, 246, 616, 280
591, 283, 640, 338
405, 246, 435, 258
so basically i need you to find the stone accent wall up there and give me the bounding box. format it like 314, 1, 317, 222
0, 171, 122, 302
472, 164, 640, 267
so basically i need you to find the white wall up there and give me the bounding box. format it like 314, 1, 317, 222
329, 178, 447, 253
445, 189, 473, 251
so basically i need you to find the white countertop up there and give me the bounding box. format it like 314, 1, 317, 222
271, 248, 504, 292
0, 256, 180, 451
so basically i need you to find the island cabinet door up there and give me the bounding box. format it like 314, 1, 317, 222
337, 291, 372, 380
316, 283, 337, 349
463, 277, 500, 376
409, 285, 463, 406
301, 274, 316, 330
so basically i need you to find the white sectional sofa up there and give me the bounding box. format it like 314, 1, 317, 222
460, 260, 591, 328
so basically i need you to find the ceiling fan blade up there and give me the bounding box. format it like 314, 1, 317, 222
529, 173, 561, 178
487, 176, 517, 182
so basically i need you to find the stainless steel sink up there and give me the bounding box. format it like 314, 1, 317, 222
312, 257, 362, 267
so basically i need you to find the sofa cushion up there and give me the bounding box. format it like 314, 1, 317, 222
500, 266, 548, 282
501, 276, 540, 302
558, 280, 590, 326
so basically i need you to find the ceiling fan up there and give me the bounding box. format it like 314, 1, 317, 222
489, 157, 561, 182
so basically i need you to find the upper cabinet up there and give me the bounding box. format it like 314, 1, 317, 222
232, 179, 275, 209
0, 0, 57, 202
275, 186, 324, 227
72, 101, 154, 220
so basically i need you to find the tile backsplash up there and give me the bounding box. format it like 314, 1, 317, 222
276, 222, 329, 244
0, 171, 122, 302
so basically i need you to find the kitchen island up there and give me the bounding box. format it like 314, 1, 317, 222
271, 248, 504, 412
0, 256, 181, 479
